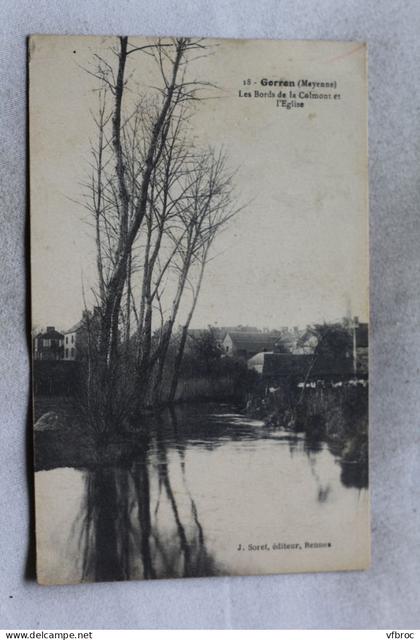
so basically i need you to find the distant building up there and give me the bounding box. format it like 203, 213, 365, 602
33, 326, 64, 361
63, 308, 101, 361
290, 328, 317, 355
247, 351, 357, 381
222, 331, 284, 360
248, 320, 369, 381
63, 320, 81, 361
248, 352, 311, 377
188, 326, 262, 352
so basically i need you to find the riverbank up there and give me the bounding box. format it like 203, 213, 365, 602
33, 398, 245, 471
245, 382, 368, 473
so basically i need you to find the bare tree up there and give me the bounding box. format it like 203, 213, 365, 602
133, 110, 193, 395
83, 36, 214, 418
151, 149, 237, 405
82, 36, 239, 420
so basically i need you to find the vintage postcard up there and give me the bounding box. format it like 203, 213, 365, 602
30, 35, 369, 584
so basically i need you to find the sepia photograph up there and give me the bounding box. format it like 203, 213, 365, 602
30, 35, 369, 585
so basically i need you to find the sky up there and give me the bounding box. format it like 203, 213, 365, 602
30, 36, 368, 332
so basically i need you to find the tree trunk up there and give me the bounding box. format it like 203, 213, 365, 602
98, 38, 186, 380
152, 259, 191, 405
168, 256, 207, 403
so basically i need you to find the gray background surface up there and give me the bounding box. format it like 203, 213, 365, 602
1, 0, 419, 629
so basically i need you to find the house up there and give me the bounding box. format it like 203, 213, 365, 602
33, 326, 64, 361
292, 329, 318, 354
63, 308, 101, 361
63, 320, 80, 361
222, 331, 284, 360
188, 326, 261, 350
247, 318, 369, 381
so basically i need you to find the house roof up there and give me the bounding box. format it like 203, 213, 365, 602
36, 327, 64, 340
63, 319, 85, 334
64, 308, 102, 335
189, 326, 262, 341
225, 331, 282, 352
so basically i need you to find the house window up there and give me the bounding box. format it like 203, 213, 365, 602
65, 348, 69, 358
43, 339, 50, 347
71, 348, 75, 358
71, 335, 74, 344
65, 336, 68, 344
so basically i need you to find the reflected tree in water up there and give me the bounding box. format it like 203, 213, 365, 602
152, 409, 215, 577
77, 421, 217, 582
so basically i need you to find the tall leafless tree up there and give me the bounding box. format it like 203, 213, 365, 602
82, 36, 239, 420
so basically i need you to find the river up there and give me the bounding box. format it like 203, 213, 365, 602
34, 402, 369, 584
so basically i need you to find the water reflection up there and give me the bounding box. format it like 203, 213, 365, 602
35, 402, 369, 584
340, 460, 369, 490
76, 421, 216, 582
